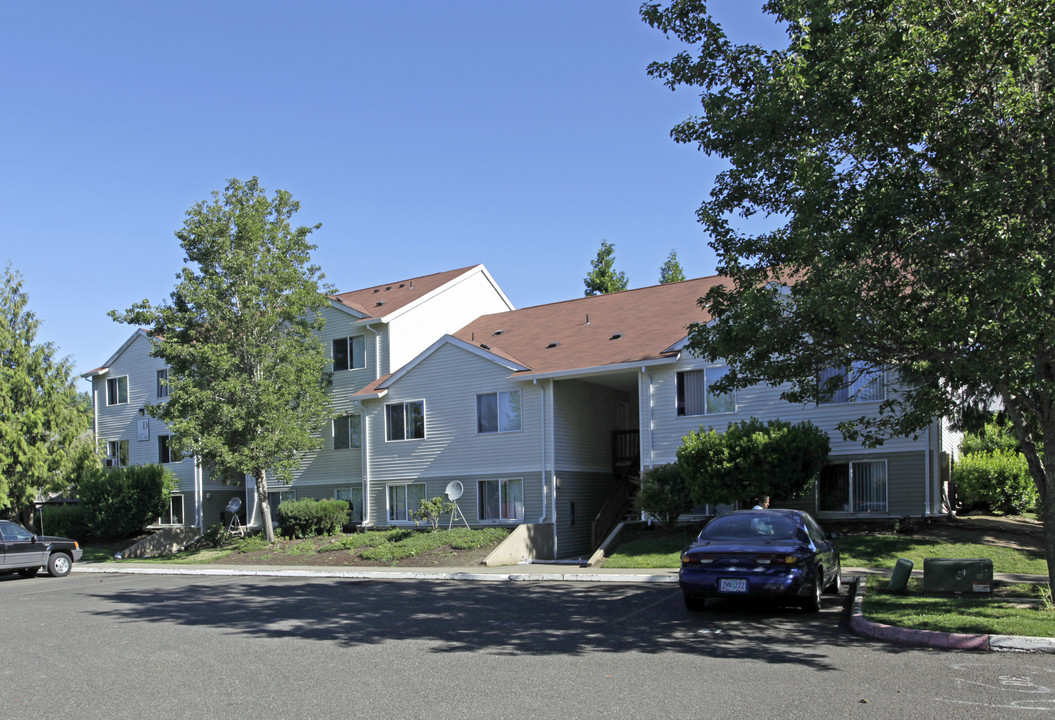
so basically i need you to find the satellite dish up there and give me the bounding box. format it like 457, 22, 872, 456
226, 496, 242, 514
445, 480, 464, 501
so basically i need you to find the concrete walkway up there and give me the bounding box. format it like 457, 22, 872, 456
73, 561, 1054, 653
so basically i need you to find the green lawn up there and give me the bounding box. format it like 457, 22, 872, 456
837, 535, 1046, 576
863, 576, 1055, 637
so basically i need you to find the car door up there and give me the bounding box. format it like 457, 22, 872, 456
803, 515, 837, 578
0, 523, 46, 570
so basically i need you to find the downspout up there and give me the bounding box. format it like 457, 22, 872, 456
195, 456, 203, 531
365, 323, 382, 376
535, 379, 547, 524
362, 408, 370, 527
642, 367, 654, 468
924, 422, 934, 518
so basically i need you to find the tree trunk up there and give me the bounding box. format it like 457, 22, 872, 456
255, 469, 275, 543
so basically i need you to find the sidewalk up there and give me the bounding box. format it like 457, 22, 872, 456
73, 561, 1054, 653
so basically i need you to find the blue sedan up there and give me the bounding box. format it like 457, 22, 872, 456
679, 509, 842, 612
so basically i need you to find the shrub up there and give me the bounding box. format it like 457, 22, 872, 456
954, 450, 1037, 515
201, 523, 231, 548
40, 504, 88, 540
635, 463, 693, 530
78, 465, 176, 538
275, 498, 350, 539
410, 496, 456, 531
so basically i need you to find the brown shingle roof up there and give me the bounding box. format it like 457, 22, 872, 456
331, 265, 481, 318
454, 275, 731, 377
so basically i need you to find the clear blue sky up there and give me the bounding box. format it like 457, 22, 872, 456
1, 1, 784, 389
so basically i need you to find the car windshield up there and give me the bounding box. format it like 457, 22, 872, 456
699, 514, 799, 540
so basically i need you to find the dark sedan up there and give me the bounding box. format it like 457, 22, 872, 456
679, 509, 841, 612
0, 520, 83, 578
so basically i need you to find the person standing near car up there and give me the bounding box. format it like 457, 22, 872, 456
752, 495, 770, 510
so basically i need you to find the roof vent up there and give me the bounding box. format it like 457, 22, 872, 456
386, 286, 392, 291
547, 341, 560, 349
376, 300, 385, 307
480, 343, 491, 350
610, 333, 623, 340
373, 288, 380, 293
399, 283, 406, 288
493, 329, 505, 336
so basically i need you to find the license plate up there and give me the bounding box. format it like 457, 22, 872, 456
719, 578, 748, 593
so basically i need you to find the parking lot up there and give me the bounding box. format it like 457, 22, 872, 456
2, 572, 1050, 718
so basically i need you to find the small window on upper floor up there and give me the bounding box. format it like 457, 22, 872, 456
818, 363, 885, 404
332, 336, 366, 372
157, 369, 169, 398
106, 376, 129, 406
386, 401, 425, 441
676, 367, 734, 416
334, 415, 362, 450
477, 391, 522, 433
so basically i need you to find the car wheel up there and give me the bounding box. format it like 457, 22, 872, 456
802, 572, 823, 613
824, 561, 842, 594
17, 567, 40, 578
47, 553, 72, 578
684, 594, 707, 612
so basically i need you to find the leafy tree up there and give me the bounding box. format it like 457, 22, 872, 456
658, 249, 686, 284
0, 266, 96, 525
110, 178, 333, 542
960, 415, 1024, 457
584, 240, 629, 296
78, 464, 176, 538
636, 463, 694, 529
642, 1, 1055, 584
676, 418, 830, 507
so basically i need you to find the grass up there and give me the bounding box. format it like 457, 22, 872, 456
863, 576, 1055, 637
837, 535, 1046, 576
602, 525, 694, 568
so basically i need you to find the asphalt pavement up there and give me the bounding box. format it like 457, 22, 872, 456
72, 560, 1055, 654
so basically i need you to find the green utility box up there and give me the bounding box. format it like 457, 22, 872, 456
922, 558, 993, 594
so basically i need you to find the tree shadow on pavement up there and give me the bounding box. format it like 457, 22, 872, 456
87, 577, 860, 670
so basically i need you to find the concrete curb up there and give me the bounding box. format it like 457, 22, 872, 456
849, 576, 1055, 653
72, 564, 679, 584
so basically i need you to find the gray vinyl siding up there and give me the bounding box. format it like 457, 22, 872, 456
646, 362, 929, 468
779, 450, 926, 518
554, 470, 613, 558
363, 343, 545, 525
92, 333, 197, 494
553, 379, 627, 472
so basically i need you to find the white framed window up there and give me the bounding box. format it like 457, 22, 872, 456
106, 376, 129, 405
333, 415, 362, 450
156, 369, 169, 398
267, 488, 296, 517
386, 400, 425, 441
335, 486, 363, 523
818, 460, 888, 513
157, 495, 184, 525
107, 440, 129, 467
676, 367, 734, 416
332, 336, 366, 372
476, 391, 522, 433
818, 363, 885, 404
387, 482, 426, 522
158, 435, 181, 464
478, 478, 524, 522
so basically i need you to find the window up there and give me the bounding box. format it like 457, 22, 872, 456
157, 495, 184, 525
818, 363, 885, 404
335, 487, 363, 523
267, 489, 295, 517
387, 482, 425, 522
332, 336, 365, 372
106, 376, 128, 405
334, 415, 362, 449
107, 440, 129, 467
676, 367, 734, 416
158, 435, 181, 464
477, 391, 522, 433
156, 369, 169, 398
818, 460, 888, 513
478, 478, 524, 521
386, 400, 425, 441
